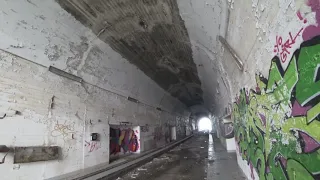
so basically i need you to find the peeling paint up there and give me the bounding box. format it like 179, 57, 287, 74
56, 0, 203, 107
45, 45, 63, 61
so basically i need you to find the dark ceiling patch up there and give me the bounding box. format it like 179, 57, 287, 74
154, 70, 180, 90
56, 0, 203, 107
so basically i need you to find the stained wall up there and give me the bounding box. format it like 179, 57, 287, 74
221, 0, 320, 179
0, 1, 191, 179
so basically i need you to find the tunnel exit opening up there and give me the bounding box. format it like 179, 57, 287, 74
198, 117, 212, 132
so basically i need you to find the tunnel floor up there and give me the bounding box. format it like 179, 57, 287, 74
114, 134, 246, 180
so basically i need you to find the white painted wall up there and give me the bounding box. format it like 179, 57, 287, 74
170, 127, 177, 141
226, 138, 236, 152
0, 1, 191, 179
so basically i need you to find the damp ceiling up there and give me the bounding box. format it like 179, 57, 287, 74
56, 0, 203, 107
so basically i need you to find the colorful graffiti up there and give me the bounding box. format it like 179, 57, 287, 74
110, 128, 139, 155
233, 34, 320, 180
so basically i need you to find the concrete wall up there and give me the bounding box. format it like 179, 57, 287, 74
0, 1, 190, 179
221, 0, 320, 180
140, 124, 171, 152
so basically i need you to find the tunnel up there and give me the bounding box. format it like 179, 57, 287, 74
0, 0, 319, 179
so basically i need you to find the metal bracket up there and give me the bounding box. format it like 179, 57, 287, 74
218, 36, 244, 71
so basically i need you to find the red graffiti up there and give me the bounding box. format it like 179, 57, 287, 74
274, 28, 304, 63
110, 128, 139, 155
85, 140, 101, 152
297, 11, 308, 24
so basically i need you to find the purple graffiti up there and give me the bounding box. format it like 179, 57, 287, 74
259, 113, 266, 127
279, 156, 288, 168
299, 131, 320, 153
303, 0, 320, 41
291, 100, 312, 116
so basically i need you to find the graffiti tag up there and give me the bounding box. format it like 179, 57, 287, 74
85, 140, 101, 153
274, 28, 304, 63
233, 35, 320, 180
51, 121, 76, 142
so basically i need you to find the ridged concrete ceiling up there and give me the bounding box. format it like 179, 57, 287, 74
56, 0, 203, 107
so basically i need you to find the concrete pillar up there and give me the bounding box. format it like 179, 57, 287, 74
170, 127, 177, 141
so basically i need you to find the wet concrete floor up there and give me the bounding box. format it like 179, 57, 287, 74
115, 134, 246, 180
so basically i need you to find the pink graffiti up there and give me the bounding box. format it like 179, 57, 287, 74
85, 140, 101, 153
258, 113, 266, 127
291, 100, 312, 116
274, 28, 304, 63
303, 0, 320, 41
279, 156, 288, 168
299, 131, 320, 153
297, 11, 308, 24
255, 86, 261, 93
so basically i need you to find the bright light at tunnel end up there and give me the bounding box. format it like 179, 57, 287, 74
198, 117, 212, 132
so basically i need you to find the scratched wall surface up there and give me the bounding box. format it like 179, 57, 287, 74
55, 0, 203, 107
176, 0, 232, 115
0, 1, 191, 179
216, 0, 320, 180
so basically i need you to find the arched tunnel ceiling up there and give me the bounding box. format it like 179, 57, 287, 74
56, 0, 204, 107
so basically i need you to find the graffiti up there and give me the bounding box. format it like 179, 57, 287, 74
274, 28, 304, 63
297, 11, 308, 24
110, 128, 139, 155
302, 0, 320, 41
153, 126, 163, 140
51, 121, 76, 141
84, 140, 101, 153
220, 122, 234, 139
233, 35, 320, 179
141, 125, 149, 132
